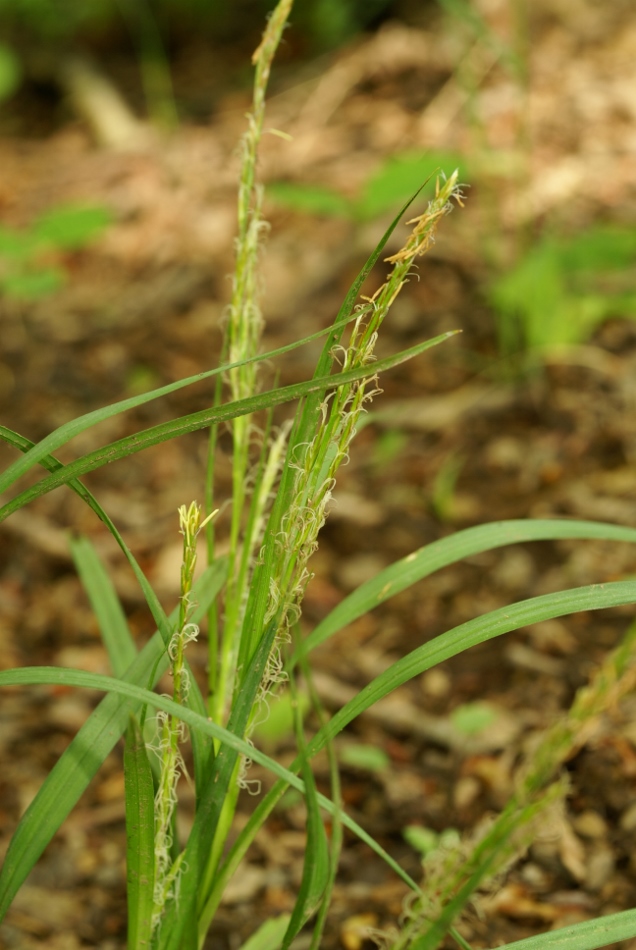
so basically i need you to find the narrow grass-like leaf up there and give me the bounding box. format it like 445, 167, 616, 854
300, 649, 343, 950
282, 676, 330, 950
299, 519, 636, 662
70, 535, 136, 677
493, 909, 636, 950
124, 714, 155, 950
0, 561, 225, 924
0, 312, 368, 497
281, 754, 330, 950
0, 334, 455, 523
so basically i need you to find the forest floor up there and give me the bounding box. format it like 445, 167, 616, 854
2, 2, 636, 948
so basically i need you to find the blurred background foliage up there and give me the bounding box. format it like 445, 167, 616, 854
0, 0, 419, 129
0, 0, 396, 46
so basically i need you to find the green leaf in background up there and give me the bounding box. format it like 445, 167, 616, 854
252, 689, 311, 749
268, 181, 353, 217
491, 225, 636, 352
559, 225, 636, 274
268, 151, 465, 224
0, 226, 39, 259
302, 0, 392, 49
33, 204, 112, 250
1, 267, 64, 299
450, 701, 496, 735
356, 151, 464, 221
0, 43, 21, 102
0, 203, 111, 302
339, 742, 390, 772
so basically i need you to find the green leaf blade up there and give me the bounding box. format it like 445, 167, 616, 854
281, 761, 330, 950
300, 519, 636, 661
124, 714, 156, 950
239, 915, 291, 950
492, 908, 636, 950
70, 535, 136, 677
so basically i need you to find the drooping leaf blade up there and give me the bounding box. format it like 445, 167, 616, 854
303, 580, 636, 755
299, 518, 636, 662
0, 333, 455, 522
0, 426, 172, 637
0, 310, 368, 498
0, 659, 421, 916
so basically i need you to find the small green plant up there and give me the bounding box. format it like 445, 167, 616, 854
2, 4, 636, 950
0, 203, 111, 300
490, 225, 636, 355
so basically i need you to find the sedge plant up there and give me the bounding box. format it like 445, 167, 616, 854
2, 2, 636, 949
